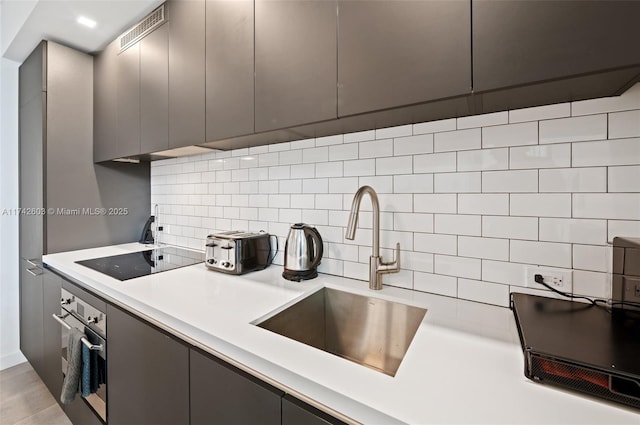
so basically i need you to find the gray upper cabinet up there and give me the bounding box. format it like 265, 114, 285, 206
473, 0, 640, 92
255, 0, 337, 132
116, 42, 141, 158
140, 23, 169, 153
337, 0, 471, 117
205, 0, 254, 141
93, 40, 118, 162
168, 0, 206, 148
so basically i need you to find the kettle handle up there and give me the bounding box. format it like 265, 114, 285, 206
303, 226, 324, 270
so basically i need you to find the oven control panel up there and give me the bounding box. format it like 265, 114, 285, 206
61, 288, 107, 336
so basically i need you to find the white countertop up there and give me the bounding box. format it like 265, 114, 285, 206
44, 243, 639, 424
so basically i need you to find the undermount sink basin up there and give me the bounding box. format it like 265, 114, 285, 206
256, 287, 427, 376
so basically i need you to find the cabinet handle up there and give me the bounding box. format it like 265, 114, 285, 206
25, 258, 41, 267
51, 314, 104, 351
26, 267, 43, 277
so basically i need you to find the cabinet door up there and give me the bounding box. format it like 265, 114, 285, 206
116, 43, 140, 158
19, 260, 44, 376
190, 348, 283, 425
107, 304, 189, 425
94, 40, 118, 162
140, 23, 169, 154
168, 0, 206, 148
338, 0, 471, 117
41, 271, 63, 399
282, 395, 345, 425
205, 0, 254, 141
473, 0, 640, 92
255, 0, 337, 132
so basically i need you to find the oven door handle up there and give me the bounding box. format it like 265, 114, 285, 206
52, 313, 104, 352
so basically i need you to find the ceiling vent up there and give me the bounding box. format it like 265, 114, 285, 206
119, 5, 165, 53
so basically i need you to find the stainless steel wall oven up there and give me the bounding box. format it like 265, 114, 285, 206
53, 288, 107, 422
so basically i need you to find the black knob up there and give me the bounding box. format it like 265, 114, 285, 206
207, 258, 214, 264
222, 261, 231, 268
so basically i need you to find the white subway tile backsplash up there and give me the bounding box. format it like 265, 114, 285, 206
457, 279, 509, 307
608, 220, 640, 241
343, 130, 375, 144
152, 84, 640, 308
435, 255, 481, 280
413, 118, 456, 135
394, 213, 434, 233
572, 84, 640, 116
360, 139, 393, 159
482, 170, 538, 193
483, 216, 538, 240
376, 156, 412, 175
539, 218, 607, 245
414, 194, 457, 214
539, 114, 607, 144
414, 272, 457, 297
509, 103, 570, 123
482, 260, 527, 286
435, 214, 481, 236
344, 159, 375, 177
458, 194, 509, 215
414, 152, 457, 173
573, 245, 609, 273
394, 174, 433, 194
434, 172, 481, 193
509, 144, 571, 169
434, 128, 481, 152
393, 134, 434, 156
609, 110, 640, 139
482, 122, 538, 148
329, 143, 358, 161
510, 194, 571, 218
539, 168, 607, 193
458, 236, 509, 261
376, 124, 412, 139
573, 138, 640, 167
608, 166, 640, 192
511, 240, 571, 268
414, 233, 457, 255
457, 111, 508, 129
573, 194, 640, 220
457, 148, 508, 171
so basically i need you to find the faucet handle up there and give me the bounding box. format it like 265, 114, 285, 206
380, 243, 400, 270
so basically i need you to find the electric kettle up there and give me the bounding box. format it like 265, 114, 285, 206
282, 223, 323, 281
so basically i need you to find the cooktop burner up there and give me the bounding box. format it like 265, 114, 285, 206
76, 246, 205, 281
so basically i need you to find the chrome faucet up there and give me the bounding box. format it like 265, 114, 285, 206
345, 186, 400, 290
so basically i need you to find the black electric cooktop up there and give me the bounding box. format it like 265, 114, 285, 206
511, 292, 640, 408
76, 246, 205, 281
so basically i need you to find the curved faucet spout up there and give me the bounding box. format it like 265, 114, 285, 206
345, 185, 399, 290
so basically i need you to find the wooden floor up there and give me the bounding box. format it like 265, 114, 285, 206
0, 362, 71, 425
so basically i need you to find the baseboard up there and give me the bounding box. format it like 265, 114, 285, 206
0, 351, 27, 370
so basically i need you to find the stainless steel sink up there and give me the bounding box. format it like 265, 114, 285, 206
256, 287, 427, 376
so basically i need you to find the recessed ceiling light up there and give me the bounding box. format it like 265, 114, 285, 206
77, 16, 97, 28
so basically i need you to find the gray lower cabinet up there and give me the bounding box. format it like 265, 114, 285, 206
337, 0, 471, 117
168, 0, 206, 148
190, 348, 283, 424
41, 272, 63, 399
107, 304, 189, 425
282, 394, 346, 425
205, 0, 254, 141
255, 0, 337, 132
19, 259, 44, 377
473, 0, 640, 92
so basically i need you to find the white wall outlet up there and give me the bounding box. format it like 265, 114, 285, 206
526, 267, 573, 293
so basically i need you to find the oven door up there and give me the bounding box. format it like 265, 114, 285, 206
55, 309, 107, 422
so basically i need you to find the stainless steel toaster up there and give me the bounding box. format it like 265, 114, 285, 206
205, 231, 272, 275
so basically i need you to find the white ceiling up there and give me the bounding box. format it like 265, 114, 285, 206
1, 0, 163, 62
